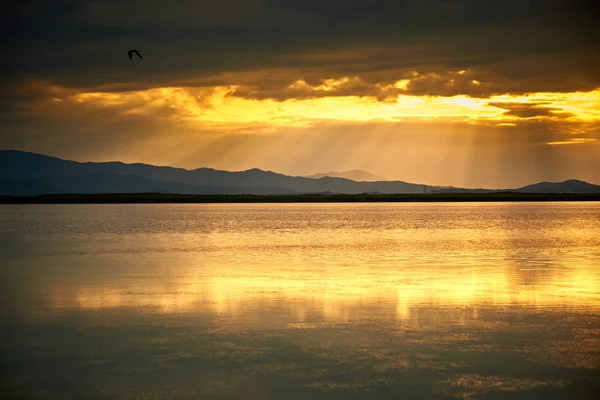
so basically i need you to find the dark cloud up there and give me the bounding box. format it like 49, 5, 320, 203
488, 102, 576, 119
2, 0, 599, 99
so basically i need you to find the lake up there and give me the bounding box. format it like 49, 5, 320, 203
0, 203, 599, 399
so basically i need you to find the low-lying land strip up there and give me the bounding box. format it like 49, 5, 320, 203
2, 192, 600, 204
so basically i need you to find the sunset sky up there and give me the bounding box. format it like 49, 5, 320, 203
2, 0, 599, 188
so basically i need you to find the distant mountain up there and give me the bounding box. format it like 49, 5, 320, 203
0, 174, 296, 196
513, 179, 600, 193
305, 170, 387, 182
434, 188, 493, 194
434, 179, 600, 194
0, 150, 432, 195
0, 180, 57, 197
2, 150, 597, 196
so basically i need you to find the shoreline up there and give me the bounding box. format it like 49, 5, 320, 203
2, 192, 600, 204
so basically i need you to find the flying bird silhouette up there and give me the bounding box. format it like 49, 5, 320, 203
128, 49, 143, 60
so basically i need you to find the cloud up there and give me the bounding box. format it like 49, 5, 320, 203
3, 81, 600, 188
2, 0, 599, 98
487, 102, 576, 119
546, 138, 597, 146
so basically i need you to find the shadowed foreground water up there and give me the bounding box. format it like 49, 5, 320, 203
0, 203, 599, 399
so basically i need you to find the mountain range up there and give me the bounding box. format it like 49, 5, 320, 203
1, 150, 599, 196
0, 150, 433, 196
304, 170, 387, 182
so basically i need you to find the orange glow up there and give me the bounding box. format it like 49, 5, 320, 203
46, 83, 600, 131
546, 138, 597, 145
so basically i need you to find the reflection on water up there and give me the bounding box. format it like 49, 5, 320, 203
0, 203, 599, 399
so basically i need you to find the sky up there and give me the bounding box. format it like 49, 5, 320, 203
1, 0, 599, 188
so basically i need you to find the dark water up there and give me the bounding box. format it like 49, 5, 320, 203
1, 203, 599, 399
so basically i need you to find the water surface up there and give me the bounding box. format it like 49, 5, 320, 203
1, 203, 599, 399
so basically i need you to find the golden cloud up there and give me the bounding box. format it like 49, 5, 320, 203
546, 138, 597, 146
33, 80, 598, 133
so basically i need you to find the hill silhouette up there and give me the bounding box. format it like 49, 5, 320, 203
0, 150, 432, 195
304, 170, 387, 182
0, 173, 295, 196
1, 150, 599, 196
515, 179, 600, 193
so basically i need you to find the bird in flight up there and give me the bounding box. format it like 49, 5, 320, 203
128, 49, 143, 60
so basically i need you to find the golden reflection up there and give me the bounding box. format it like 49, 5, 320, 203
41, 258, 600, 320
17, 203, 599, 323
